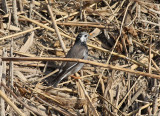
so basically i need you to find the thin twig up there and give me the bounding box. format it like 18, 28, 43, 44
2, 57, 160, 79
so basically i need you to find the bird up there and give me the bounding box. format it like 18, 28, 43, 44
52, 32, 89, 87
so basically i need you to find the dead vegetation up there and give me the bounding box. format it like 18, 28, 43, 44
0, 0, 160, 115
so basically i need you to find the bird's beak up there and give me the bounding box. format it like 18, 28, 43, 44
89, 33, 93, 39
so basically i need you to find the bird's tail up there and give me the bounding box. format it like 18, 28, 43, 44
52, 77, 62, 87
52, 71, 70, 87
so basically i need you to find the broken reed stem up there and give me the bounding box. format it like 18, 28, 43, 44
97, 93, 125, 116
1, 82, 43, 116
45, 0, 67, 54
78, 79, 99, 116
0, 90, 25, 116
0, 26, 41, 41
14, 83, 76, 116
12, 0, 19, 26
1, 48, 7, 116
2, 57, 160, 79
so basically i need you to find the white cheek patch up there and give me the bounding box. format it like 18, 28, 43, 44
80, 36, 86, 42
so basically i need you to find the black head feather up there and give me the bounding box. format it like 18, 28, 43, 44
75, 32, 89, 43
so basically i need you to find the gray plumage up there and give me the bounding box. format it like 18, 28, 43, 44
53, 32, 89, 87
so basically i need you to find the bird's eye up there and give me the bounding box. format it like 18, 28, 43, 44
84, 35, 87, 37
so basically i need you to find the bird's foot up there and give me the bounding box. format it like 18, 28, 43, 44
71, 75, 81, 79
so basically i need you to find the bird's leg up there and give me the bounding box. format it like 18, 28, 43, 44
71, 75, 81, 79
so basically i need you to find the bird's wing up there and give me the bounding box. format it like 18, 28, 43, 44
58, 44, 88, 74
53, 45, 88, 87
